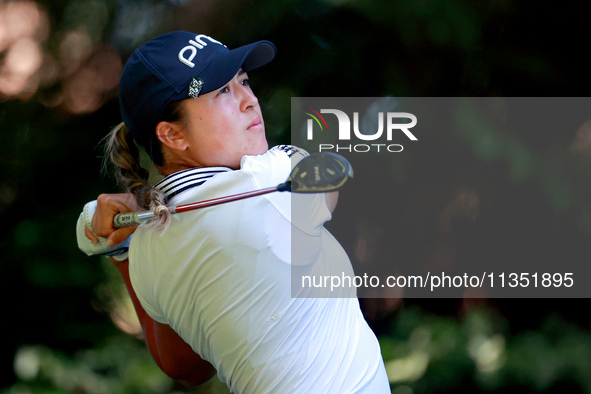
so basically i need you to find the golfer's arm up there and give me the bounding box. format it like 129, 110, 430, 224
110, 257, 216, 386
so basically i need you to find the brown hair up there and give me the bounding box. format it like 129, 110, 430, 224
102, 100, 186, 230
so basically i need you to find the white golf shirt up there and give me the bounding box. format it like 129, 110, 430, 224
128, 146, 390, 393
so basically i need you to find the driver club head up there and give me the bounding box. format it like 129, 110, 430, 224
286, 152, 354, 193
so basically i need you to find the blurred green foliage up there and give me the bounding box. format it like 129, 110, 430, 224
2, 0, 591, 392
382, 306, 591, 393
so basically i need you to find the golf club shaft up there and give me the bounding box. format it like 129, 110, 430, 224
174, 185, 279, 213
113, 185, 279, 228
112, 151, 352, 228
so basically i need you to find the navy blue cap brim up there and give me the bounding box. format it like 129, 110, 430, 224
171, 40, 276, 101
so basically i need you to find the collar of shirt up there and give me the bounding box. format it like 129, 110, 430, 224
155, 166, 232, 202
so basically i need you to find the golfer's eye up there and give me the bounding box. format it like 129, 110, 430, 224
219, 86, 230, 94
241, 78, 250, 86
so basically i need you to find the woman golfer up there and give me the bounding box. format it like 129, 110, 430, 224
79, 31, 390, 393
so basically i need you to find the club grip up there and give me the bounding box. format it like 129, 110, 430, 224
114, 212, 141, 228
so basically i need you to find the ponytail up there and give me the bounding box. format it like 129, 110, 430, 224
103, 122, 171, 230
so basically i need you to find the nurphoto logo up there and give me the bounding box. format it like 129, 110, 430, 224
303, 106, 418, 153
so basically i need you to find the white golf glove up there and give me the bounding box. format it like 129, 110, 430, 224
76, 200, 131, 261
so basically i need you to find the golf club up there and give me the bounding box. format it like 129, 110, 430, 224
113, 152, 353, 228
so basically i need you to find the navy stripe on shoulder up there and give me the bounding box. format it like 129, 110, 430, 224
159, 170, 227, 194
155, 166, 232, 201
165, 180, 209, 201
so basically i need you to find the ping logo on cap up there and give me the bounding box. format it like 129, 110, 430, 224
178, 35, 226, 68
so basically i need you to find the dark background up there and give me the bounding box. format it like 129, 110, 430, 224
2, 0, 591, 392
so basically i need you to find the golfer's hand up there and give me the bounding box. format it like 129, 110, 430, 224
85, 193, 140, 247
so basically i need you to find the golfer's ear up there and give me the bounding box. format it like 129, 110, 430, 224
155, 121, 187, 151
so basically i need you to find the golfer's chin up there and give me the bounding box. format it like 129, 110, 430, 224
248, 134, 270, 157
225, 141, 268, 169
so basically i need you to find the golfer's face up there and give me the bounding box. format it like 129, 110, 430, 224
181, 70, 268, 169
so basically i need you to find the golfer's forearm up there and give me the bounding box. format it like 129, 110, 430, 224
109, 258, 216, 385
109, 257, 163, 368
